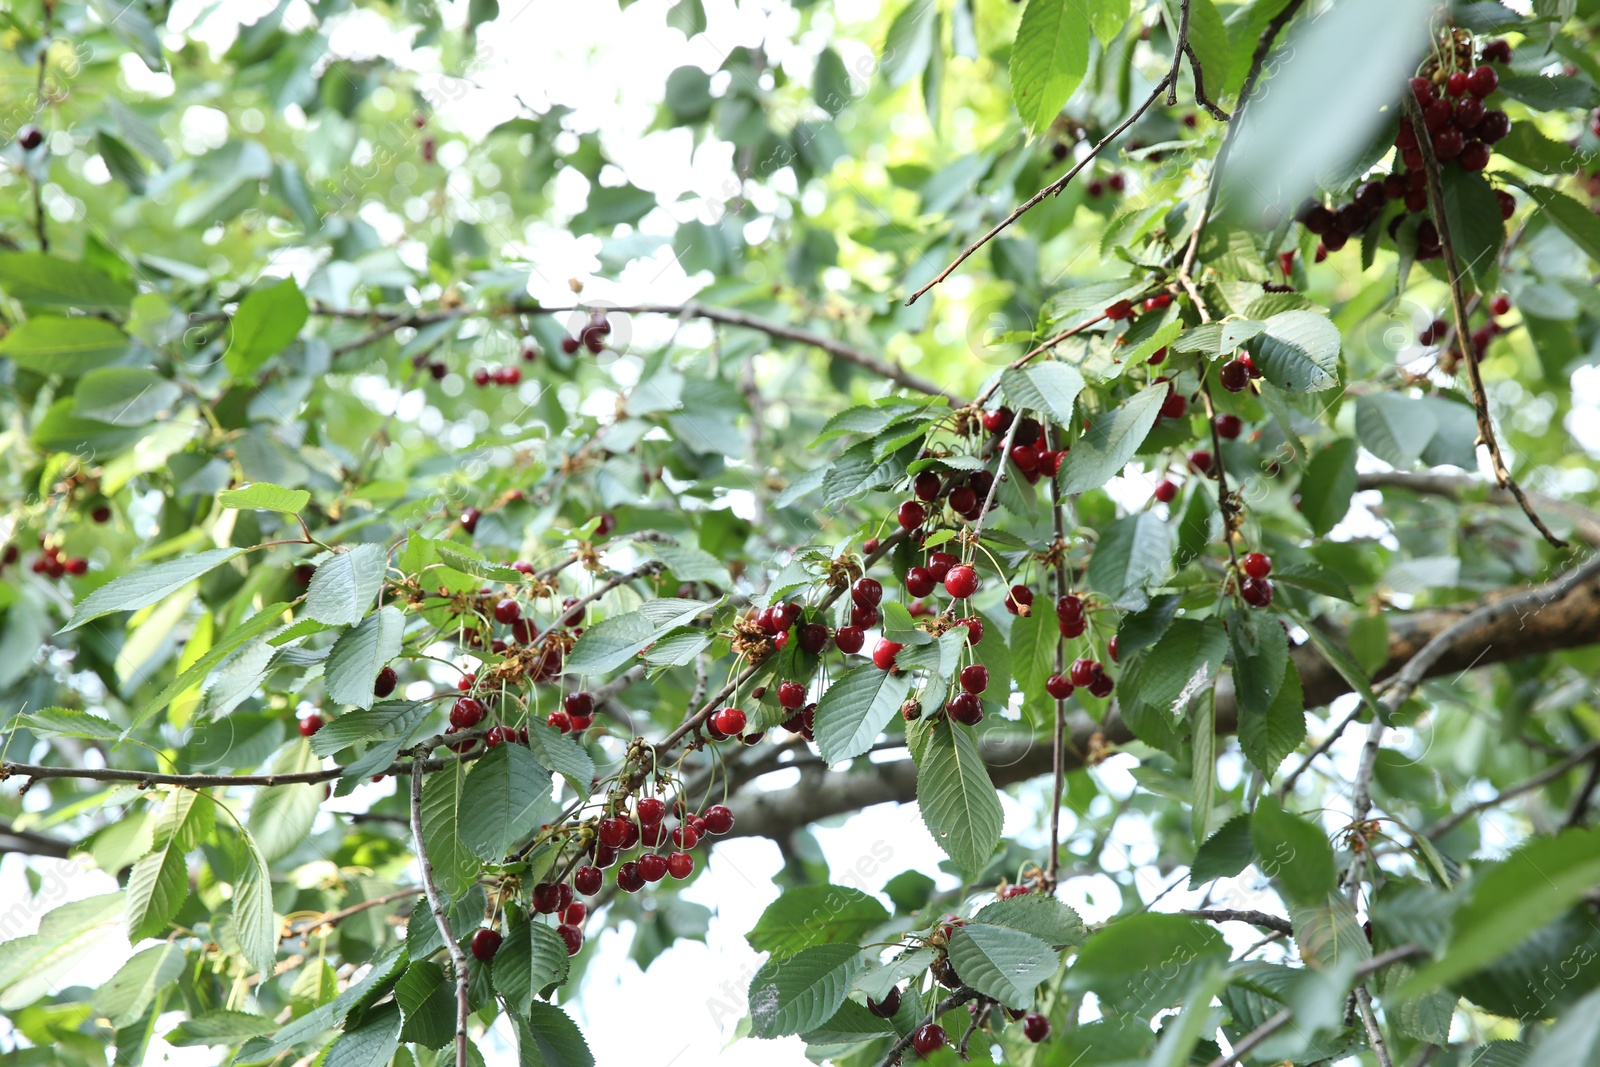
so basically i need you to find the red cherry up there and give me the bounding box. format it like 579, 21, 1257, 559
703, 804, 735, 835
557, 924, 583, 956
867, 986, 902, 1018
849, 602, 879, 629
1069, 658, 1098, 687
1010, 445, 1039, 473
1005, 584, 1034, 615
593, 512, 617, 538
639, 854, 668, 882
1105, 299, 1134, 321
575, 866, 603, 895
1458, 140, 1490, 171
1219, 358, 1250, 393
944, 564, 979, 599
1088, 673, 1115, 698
955, 616, 984, 645
1046, 673, 1074, 700
1482, 39, 1512, 63
906, 567, 936, 598
298, 715, 323, 737
1446, 71, 1469, 97
897, 500, 927, 530
946, 691, 983, 725
532, 882, 563, 913
61, 557, 86, 576
1466, 65, 1498, 98
982, 407, 1014, 434
1055, 594, 1084, 623
547, 711, 572, 734
374, 666, 398, 697
1215, 414, 1242, 440
460, 507, 481, 533
494, 598, 521, 624
1154, 479, 1178, 503
1242, 552, 1272, 578
835, 626, 866, 654
1241, 576, 1274, 607
1144, 293, 1172, 311
470, 928, 502, 961
637, 797, 666, 825
1109, 635, 1120, 663
564, 692, 594, 718
671, 823, 700, 849
485, 725, 515, 747
1490, 294, 1511, 316
926, 551, 958, 582
472, 368, 491, 387
1189, 449, 1215, 475
617, 861, 645, 892
598, 817, 630, 848
959, 664, 988, 694
563, 902, 586, 925
1160, 390, 1188, 420
1022, 1012, 1049, 1042
451, 697, 485, 729
1477, 109, 1510, 143
712, 707, 746, 736
667, 851, 695, 878
1409, 76, 1435, 103
913, 471, 942, 501
458, 673, 476, 692
912, 1023, 948, 1056
1456, 95, 1487, 127
1495, 189, 1515, 220
799, 623, 829, 653
872, 640, 903, 671
779, 681, 806, 709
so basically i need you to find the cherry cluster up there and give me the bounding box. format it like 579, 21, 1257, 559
409, 339, 541, 383
21, 541, 88, 579
1417, 291, 1515, 365
1294, 38, 1514, 258
560, 311, 613, 355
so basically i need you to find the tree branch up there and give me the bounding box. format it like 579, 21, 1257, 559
1425, 739, 1600, 840
726, 560, 1600, 839
410, 757, 471, 1067
904, 74, 1174, 306
0, 820, 72, 859
1184, 908, 1294, 936
1401, 92, 1566, 548
1356, 471, 1600, 545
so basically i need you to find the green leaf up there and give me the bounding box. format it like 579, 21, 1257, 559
914, 719, 1004, 877
434, 542, 525, 583
1086, 510, 1173, 610
515, 1003, 595, 1067
1089, 0, 1130, 43
667, 0, 707, 35
971, 894, 1086, 947
421, 767, 480, 899
322, 1000, 401, 1067
1010, 0, 1091, 136
1182, 0, 1232, 100
0, 252, 135, 310
395, 960, 455, 1049
1399, 828, 1600, 997
226, 278, 310, 376
408, 885, 487, 961
72, 366, 181, 426
747, 885, 890, 958
32, 396, 146, 455
881, 0, 937, 90
164, 1011, 279, 1047
494, 919, 571, 1015
1058, 385, 1166, 494
1000, 362, 1085, 425
125, 789, 213, 942
1248, 310, 1340, 392
131, 602, 289, 731
1356, 393, 1439, 468
1251, 797, 1335, 906
813, 662, 915, 763
746, 943, 862, 1038
1008, 607, 1055, 708
814, 46, 852, 116
219, 482, 311, 514
1524, 186, 1600, 265
1229, 606, 1288, 725
884, 870, 936, 913
564, 599, 707, 675
1439, 168, 1504, 289
247, 739, 323, 863
14, 706, 121, 740
94, 942, 187, 1028
1121, 618, 1228, 721
523, 720, 595, 798
1066, 913, 1228, 1014
0, 316, 130, 377
1190, 812, 1257, 887
947, 923, 1058, 1008
1497, 73, 1600, 111
457, 744, 554, 861
1237, 656, 1305, 779
324, 606, 406, 709
1298, 438, 1358, 536
1529, 985, 1600, 1067
305, 544, 389, 627
0, 893, 126, 1010
63, 547, 243, 633
234, 826, 279, 977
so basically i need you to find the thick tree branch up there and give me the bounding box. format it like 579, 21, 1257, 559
0, 820, 72, 859
410, 758, 471, 1067
1401, 92, 1565, 548
728, 559, 1600, 839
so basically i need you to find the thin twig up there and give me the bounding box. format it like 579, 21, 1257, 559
905, 74, 1174, 306
1278, 702, 1364, 797
1185, 41, 1232, 121
1045, 427, 1069, 889
1426, 739, 1600, 840
283, 887, 425, 941
528, 561, 664, 650
1183, 908, 1294, 936
972, 315, 1108, 408
1401, 92, 1566, 549
1354, 985, 1395, 1067
410, 757, 471, 1067
1166, 0, 1193, 106
1565, 750, 1600, 829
